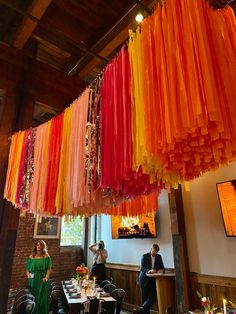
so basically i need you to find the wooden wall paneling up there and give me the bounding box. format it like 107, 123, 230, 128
190, 273, 236, 310
189, 273, 200, 310
106, 264, 236, 313
106, 263, 158, 313
106, 265, 141, 311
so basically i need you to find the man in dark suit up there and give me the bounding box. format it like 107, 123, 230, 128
137, 244, 164, 314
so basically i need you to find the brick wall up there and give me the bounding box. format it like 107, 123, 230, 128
10, 213, 83, 289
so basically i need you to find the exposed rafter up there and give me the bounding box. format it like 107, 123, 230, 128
12, 0, 53, 49
0, 0, 235, 82
0, 0, 109, 63
75, 0, 157, 80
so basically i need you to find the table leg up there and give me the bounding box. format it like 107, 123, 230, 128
155, 276, 175, 314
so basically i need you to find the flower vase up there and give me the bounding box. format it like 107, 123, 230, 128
84, 285, 88, 296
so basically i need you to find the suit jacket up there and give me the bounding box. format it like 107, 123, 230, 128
138, 252, 164, 288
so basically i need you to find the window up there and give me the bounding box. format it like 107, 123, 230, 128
60, 216, 84, 246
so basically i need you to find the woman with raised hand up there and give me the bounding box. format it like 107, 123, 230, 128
89, 240, 108, 284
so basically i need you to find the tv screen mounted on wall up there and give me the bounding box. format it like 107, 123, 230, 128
111, 212, 157, 239
216, 180, 236, 237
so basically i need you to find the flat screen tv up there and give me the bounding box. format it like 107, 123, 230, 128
111, 212, 157, 239
216, 180, 236, 237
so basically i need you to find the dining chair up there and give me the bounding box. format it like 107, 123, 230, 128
111, 288, 126, 314
50, 288, 64, 314
13, 288, 30, 305
12, 291, 34, 313
103, 283, 116, 294
11, 298, 35, 314
104, 277, 113, 284
16, 299, 36, 314
57, 308, 67, 314
99, 280, 111, 288
52, 284, 63, 294
13, 293, 33, 305
82, 298, 107, 314
51, 287, 69, 314
50, 280, 61, 292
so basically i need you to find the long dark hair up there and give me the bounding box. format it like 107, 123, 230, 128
32, 240, 48, 257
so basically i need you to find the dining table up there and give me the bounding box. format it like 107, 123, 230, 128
62, 281, 116, 314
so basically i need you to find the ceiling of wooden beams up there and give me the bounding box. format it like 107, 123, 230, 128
33, 101, 61, 126
0, 89, 5, 121
0, 0, 235, 83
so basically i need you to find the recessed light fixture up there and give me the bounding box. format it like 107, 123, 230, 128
134, 0, 152, 23
135, 12, 144, 23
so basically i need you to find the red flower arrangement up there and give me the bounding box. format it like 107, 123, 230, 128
75, 264, 89, 279
197, 291, 217, 313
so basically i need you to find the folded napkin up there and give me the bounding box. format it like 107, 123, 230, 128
69, 294, 81, 299
64, 280, 72, 284
68, 290, 78, 295
96, 288, 103, 292
87, 296, 97, 300
100, 292, 110, 297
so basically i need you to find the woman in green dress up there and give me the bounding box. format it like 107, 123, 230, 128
26, 240, 52, 314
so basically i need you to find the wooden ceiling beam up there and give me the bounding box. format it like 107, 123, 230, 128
77, 0, 157, 80
0, 44, 86, 109
77, 26, 134, 79
39, 7, 109, 63
32, 27, 82, 57
0, 0, 107, 61
12, 0, 53, 49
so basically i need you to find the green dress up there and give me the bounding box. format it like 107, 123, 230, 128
26, 256, 52, 314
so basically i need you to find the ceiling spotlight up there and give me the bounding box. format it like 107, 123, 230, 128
135, 12, 144, 23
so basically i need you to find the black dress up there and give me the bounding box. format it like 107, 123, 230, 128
89, 248, 108, 284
